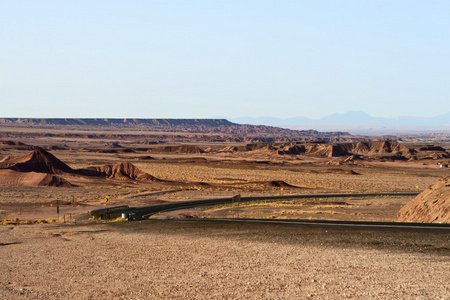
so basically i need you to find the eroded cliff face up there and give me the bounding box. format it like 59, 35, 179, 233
398, 176, 450, 223
0, 118, 352, 143
224, 140, 449, 162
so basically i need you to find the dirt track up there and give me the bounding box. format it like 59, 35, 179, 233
1, 220, 449, 299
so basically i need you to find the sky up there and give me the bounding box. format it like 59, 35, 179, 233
1, 1, 449, 119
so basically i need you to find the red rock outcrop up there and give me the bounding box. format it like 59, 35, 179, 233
397, 177, 450, 223
278, 140, 410, 157
0, 169, 73, 187
0, 149, 73, 174
148, 145, 204, 154
0, 149, 161, 187
81, 162, 160, 181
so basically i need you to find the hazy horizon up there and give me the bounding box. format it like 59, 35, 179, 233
2, 1, 450, 119
1, 109, 449, 120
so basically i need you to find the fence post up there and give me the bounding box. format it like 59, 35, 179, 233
236, 194, 241, 218
232, 196, 234, 218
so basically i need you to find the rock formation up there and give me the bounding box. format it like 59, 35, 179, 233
0, 149, 160, 187
81, 162, 160, 181
397, 176, 450, 223
0, 149, 73, 174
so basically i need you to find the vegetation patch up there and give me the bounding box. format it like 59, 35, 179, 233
1, 217, 58, 225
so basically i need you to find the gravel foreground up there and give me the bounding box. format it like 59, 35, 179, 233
1, 220, 449, 299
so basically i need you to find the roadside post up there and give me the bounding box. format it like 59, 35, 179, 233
57, 205, 60, 221
236, 194, 241, 218
232, 195, 234, 218
232, 195, 241, 219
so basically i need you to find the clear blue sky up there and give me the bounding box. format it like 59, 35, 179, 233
1, 1, 449, 119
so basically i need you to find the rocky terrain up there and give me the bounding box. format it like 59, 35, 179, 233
226, 140, 450, 161
398, 176, 450, 223
1, 220, 449, 299
1, 124, 449, 299
81, 162, 160, 182
0, 118, 358, 143
1, 140, 448, 190
0, 149, 161, 187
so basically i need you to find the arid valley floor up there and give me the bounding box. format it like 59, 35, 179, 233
1, 119, 449, 299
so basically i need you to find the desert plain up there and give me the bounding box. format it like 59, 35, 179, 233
0, 119, 449, 299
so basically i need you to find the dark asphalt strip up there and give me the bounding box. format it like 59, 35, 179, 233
94, 192, 420, 220
207, 218, 450, 230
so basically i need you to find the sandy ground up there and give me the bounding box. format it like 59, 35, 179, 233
1, 220, 449, 299
195, 196, 414, 222
1, 133, 449, 299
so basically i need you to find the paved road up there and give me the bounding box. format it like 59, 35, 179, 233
209, 218, 450, 230
92, 192, 419, 220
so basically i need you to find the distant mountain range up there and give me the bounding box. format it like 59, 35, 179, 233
228, 111, 450, 134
